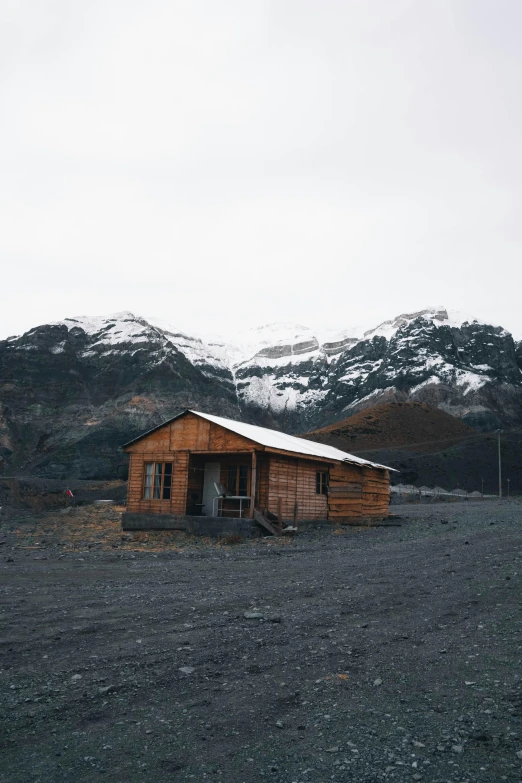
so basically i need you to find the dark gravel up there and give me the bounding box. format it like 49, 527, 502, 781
1, 499, 522, 782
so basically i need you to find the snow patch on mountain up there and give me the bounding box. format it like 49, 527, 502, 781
240, 348, 323, 371
42, 305, 519, 420
409, 376, 442, 394
59, 312, 151, 344
239, 375, 328, 414
55, 306, 490, 373
362, 306, 485, 342
455, 370, 489, 395
148, 317, 232, 373
343, 388, 388, 410
56, 312, 234, 379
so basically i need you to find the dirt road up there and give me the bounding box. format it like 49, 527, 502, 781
1, 500, 521, 782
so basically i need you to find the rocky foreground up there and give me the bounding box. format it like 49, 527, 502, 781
1, 500, 521, 782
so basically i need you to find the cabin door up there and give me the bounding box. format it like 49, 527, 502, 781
202, 462, 221, 517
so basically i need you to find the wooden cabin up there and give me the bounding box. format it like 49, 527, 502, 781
122, 410, 393, 529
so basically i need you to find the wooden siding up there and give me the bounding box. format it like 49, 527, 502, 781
126, 427, 171, 454
127, 451, 189, 514
361, 467, 390, 518
328, 463, 364, 521
267, 456, 328, 521
327, 464, 390, 522
256, 454, 270, 509
126, 412, 258, 454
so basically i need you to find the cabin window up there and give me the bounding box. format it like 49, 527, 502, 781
316, 471, 328, 495
227, 464, 249, 496
143, 462, 173, 500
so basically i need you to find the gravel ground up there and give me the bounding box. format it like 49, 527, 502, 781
1, 500, 521, 783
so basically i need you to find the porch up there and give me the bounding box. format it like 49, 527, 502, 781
185, 452, 257, 518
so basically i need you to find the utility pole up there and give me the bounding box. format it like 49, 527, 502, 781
497, 429, 502, 498
507, 478, 510, 498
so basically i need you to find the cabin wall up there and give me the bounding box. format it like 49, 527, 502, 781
327, 463, 363, 521
127, 451, 189, 514
267, 456, 328, 521
125, 413, 258, 517
126, 412, 258, 455
256, 454, 270, 509
361, 468, 390, 518
126, 428, 171, 454
327, 464, 390, 522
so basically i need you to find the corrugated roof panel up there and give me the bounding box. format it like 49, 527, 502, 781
190, 410, 394, 470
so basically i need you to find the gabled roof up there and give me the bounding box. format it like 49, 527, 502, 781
123, 409, 395, 471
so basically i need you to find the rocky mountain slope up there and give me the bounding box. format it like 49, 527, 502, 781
0, 306, 521, 479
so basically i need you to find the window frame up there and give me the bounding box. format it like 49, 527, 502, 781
316, 470, 328, 495
226, 463, 250, 496
142, 462, 173, 500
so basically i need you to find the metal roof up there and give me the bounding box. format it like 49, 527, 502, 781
123, 409, 394, 470
192, 410, 394, 469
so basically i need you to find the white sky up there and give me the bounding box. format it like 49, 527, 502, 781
1, 0, 522, 341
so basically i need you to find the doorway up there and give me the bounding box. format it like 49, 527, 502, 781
202, 462, 221, 517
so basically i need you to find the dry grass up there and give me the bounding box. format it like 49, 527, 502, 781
3, 505, 303, 552
5, 506, 197, 553
222, 533, 244, 545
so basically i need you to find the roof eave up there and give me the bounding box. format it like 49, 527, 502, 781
341, 458, 397, 471
121, 409, 190, 449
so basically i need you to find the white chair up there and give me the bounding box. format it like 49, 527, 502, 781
212, 482, 227, 517
212, 482, 251, 518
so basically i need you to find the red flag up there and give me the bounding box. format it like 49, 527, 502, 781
66, 489, 74, 498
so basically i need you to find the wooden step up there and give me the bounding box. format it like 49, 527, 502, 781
253, 508, 281, 537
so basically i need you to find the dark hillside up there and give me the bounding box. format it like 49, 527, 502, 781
305, 402, 475, 453
305, 402, 522, 494
354, 429, 522, 494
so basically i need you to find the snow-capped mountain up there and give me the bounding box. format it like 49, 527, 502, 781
1, 307, 521, 478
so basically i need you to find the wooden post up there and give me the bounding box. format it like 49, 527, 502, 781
293, 501, 298, 528
277, 497, 283, 533
250, 450, 257, 518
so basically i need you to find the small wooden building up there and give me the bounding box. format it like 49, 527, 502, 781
122, 410, 393, 529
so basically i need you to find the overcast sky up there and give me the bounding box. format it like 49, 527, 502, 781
1, 0, 521, 341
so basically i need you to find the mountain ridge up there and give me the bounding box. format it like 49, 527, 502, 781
41, 305, 499, 367
1, 306, 521, 479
